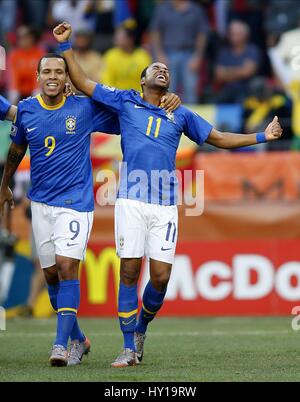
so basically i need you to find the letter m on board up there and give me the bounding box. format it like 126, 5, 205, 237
242, 179, 284, 200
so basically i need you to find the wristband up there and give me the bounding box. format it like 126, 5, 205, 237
256, 132, 266, 144
59, 41, 72, 52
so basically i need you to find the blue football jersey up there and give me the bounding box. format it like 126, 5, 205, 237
0, 95, 11, 120
92, 84, 213, 205
10, 94, 120, 212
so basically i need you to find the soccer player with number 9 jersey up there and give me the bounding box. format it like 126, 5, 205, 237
0, 54, 120, 366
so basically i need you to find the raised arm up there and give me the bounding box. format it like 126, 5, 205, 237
53, 22, 96, 97
0, 142, 27, 215
206, 116, 283, 149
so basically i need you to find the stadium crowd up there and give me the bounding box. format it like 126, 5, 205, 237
0, 0, 299, 147
0, 0, 295, 154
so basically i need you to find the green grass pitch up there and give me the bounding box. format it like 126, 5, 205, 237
1, 316, 300, 382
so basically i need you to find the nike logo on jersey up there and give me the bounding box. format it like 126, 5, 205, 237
134, 105, 144, 109
67, 243, 77, 247
27, 127, 37, 133
161, 247, 173, 251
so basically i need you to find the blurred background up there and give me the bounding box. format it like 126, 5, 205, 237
0, 0, 300, 319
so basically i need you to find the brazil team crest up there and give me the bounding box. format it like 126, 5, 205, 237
166, 111, 175, 124
66, 115, 76, 134
119, 236, 124, 249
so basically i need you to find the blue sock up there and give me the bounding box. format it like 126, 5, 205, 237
48, 283, 85, 343
135, 281, 167, 334
70, 287, 85, 343
118, 282, 138, 351
54, 280, 80, 349
48, 284, 59, 312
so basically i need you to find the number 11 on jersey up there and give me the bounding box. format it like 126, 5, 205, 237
146, 116, 162, 138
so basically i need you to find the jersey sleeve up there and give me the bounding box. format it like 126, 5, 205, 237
92, 83, 124, 113
182, 107, 213, 145
91, 100, 120, 135
10, 105, 27, 145
0, 95, 11, 120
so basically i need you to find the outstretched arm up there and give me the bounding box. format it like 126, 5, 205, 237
0, 142, 27, 215
0, 95, 17, 122
5, 105, 17, 122
53, 22, 96, 97
206, 116, 283, 149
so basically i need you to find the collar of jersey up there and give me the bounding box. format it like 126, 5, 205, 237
36, 94, 66, 110
136, 92, 163, 111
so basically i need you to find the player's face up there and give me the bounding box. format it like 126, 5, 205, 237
37, 58, 68, 98
142, 63, 170, 90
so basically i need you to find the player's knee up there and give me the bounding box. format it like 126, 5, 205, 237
120, 258, 141, 285
152, 274, 170, 292
120, 270, 139, 286
56, 257, 79, 281
44, 266, 59, 286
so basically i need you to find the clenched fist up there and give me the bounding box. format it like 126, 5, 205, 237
265, 116, 283, 141
53, 22, 72, 43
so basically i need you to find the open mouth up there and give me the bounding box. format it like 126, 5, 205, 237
46, 82, 59, 88
156, 74, 167, 83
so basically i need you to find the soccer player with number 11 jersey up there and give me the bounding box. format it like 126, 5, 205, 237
53, 22, 283, 368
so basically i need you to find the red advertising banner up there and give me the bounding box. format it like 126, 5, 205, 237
79, 240, 300, 317
195, 152, 300, 202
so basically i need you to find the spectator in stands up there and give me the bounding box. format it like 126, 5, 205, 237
214, 20, 260, 103
150, 0, 209, 104
73, 30, 103, 86
8, 26, 44, 104
226, 0, 265, 48
51, 0, 96, 33
101, 23, 152, 91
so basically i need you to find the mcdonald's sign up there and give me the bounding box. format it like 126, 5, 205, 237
79, 243, 121, 316
79, 240, 300, 317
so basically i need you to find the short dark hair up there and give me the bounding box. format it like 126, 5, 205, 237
141, 66, 149, 80
140, 66, 149, 92
37, 54, 68, 73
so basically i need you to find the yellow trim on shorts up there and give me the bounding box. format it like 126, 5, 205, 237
118, 309, 138, 318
